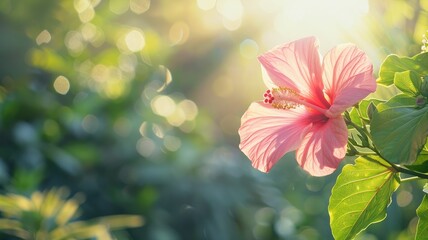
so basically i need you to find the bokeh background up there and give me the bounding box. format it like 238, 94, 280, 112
0, 0, 427, 239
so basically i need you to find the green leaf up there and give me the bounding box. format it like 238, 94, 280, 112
404, 154, 428, 173
378, 52, 428, 86
394, 70, 421, 96
421, 76, 428, 97
371, 105, 428, 163
376, 94, 416, 112
416, 193, 428, 240
329, 156, 400, 240
359, 99, 383, 120
366, 102, 376, 121
0, 219, 30, 239
349, 99, 383, 127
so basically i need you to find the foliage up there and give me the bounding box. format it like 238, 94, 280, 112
329, 156, 400, 240
416, 190, 428, 239
328, 50, 428, 239
377, 54, 428, 86
0, 188, 143, 240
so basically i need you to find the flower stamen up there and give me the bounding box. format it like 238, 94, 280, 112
264, 87, 329, 115
268, 87, 301, 109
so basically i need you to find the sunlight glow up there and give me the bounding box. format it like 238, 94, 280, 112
53, 76, 70, 95
73, 0, 91, 13
80, 23, 97, 42
178, 99, 198, 121
91, 64, 108, 83
65, 31, 85, 54
36, 30, 51, 45
125, 30, 145, 52
104, 79, 126, 99
164, 135, 181, 152
396, 190, 413, 207
222, 18, 242, 31
260, 0, 370, 48
197, 0, 216, 11
240, 39, 259, 59
279, 0, 368, 28
217, 0, 243, 21
169, 21, 190, 45
109, 0, 128, 15
217, 0, 243, 30
152, 123, 165, 138
74, 0, 98, 23
136, 137, 155, 157
167, 107, 186, 127
151, 95, 198, 127
151, 95, 176, 117
130, 0, 150, 14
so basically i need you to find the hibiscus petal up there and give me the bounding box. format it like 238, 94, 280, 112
258, 36, 324, 100
239, 102, 312, 172
295, 117, 347, 176
322, 44, 376, 117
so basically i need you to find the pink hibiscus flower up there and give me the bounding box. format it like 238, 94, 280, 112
238, 36, 376, 176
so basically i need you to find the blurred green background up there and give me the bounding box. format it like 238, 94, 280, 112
0, 0, 427, 239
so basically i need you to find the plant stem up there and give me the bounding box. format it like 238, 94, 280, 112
393, 164, 428, 179
345, 110, 428, 180
366, 145, 428, 179
400, 176, 422, 183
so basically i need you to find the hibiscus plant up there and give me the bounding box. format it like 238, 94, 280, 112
239, 36, 428, 239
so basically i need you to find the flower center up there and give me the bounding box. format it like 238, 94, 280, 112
263, 88, 301, 109
264, 87, 329, 116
